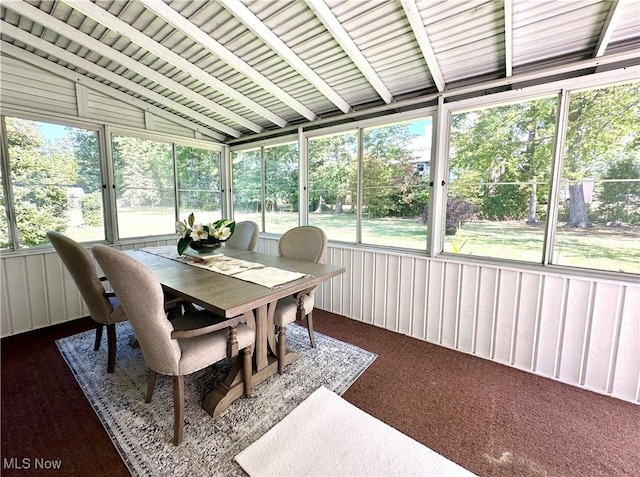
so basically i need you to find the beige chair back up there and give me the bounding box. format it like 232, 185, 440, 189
279, 226, 327, 263
46, 231, 116, 325
92, 245, 182, 375
225, 221, 259, 251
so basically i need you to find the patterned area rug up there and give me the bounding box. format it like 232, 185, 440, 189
56, 322, 376, 476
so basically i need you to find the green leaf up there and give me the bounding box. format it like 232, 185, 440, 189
187, 212, 195, 227
226, 221, 236, 237
177, 236, 191, 256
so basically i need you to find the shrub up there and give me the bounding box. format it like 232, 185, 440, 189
80, 192, 103, 227
421, 198, 477, 234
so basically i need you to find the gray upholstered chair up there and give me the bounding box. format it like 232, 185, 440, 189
47, 231, 184, 371
224, 221, 259, 251
92, 244, 254, 445
47, 231, 127, 373
274, 226, 327, 373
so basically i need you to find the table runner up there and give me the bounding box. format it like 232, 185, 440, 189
140, 246, 310, 289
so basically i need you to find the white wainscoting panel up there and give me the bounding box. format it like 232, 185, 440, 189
0, 239, 173, 335
1, 238, 638, 404
302, 242, 639, 404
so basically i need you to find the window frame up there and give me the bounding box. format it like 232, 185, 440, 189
230, 134, 299, 235
0, 117, 226, 250
1, 114, 106, 250
443, 91, 560, 264
440, 68, 639, 276
107, 127, 225, 242
0, 67, 636, 280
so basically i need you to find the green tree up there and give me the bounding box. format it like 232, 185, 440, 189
308, 133, 357, 214
5, 118, 77, 245
362, 124, 421, 217
265, 143, 298, 211
176, 145, 221, 211
563, 82, 640, 227
112, 135, 173, 207
597, 155, 640, 224
449, 98, 557, 222
233, 149, 262, 212
71, 128, 101, 192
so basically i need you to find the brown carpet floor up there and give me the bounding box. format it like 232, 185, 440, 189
2, 310, 639, 476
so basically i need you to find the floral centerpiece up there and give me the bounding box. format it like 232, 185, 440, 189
176, 213, 235, 255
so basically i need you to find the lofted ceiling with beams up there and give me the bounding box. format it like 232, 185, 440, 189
1, 0, 639, 143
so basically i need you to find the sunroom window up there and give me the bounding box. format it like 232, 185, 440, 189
176, 144, 222, 225
232, 141, 299, 234
446, 96, 557, 262
361, 120, 431, 250
3, 117, 104, 247
307, 131, 358, 243
553, 81, 640, 274
112, 135, 223, 239
112, 135, 175, 239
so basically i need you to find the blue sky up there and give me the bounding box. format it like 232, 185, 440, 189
37, 122, 69, 141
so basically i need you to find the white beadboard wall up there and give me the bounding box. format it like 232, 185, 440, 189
261, 238, 640, 404
1, 238, 639, 403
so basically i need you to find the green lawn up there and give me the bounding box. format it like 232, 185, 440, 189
66, 208, 639, 274
446, 221, 640, 273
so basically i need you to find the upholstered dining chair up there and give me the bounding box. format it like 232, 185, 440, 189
47, 231, 185, 371
92, 244, 254, 446
47, 231, 128, 373
274, 226, 327, 374
224, 221, 259, 251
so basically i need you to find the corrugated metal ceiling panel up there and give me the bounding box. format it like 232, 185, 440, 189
1, 0, 638, 141
422, 0, 504, 83
329, 0, 433, 99
610, 0, 640, 44
245, 0, 364, 114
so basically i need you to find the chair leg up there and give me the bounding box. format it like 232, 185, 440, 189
277, 325, 286, 375
242, 347, 253, 397
307, 312, 316, 348
145, 370, 157, 403
94, 323, 104, 351
172, 375, 185, 446
106, 324, 117, 373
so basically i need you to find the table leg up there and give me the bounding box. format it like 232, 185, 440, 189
203, 358, 245, 416
254, 305, 269, 371
266, 302, 278, 356
202, 302, 300, 416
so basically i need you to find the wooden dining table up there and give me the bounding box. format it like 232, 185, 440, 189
124, 245, 345, 416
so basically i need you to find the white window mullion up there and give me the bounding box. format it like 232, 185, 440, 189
356, 127, 364, 244
299, 127, 308, 226
428, 95, 448, 257
260, 147, 266, 232
543, 89, 570, 266
103, 125, 119, 243
221, 145, 233, 219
